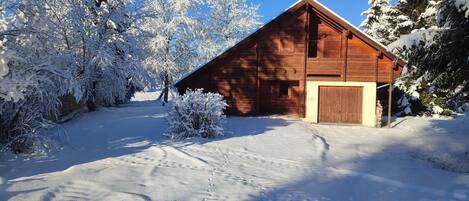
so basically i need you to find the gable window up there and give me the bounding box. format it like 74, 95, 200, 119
279, 82, 289, 97
308, 12, 342, 58
308, 40, 318, 58
308, 13, 319, 58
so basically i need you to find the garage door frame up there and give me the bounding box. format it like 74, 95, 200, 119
318, 86, 363, 124
305, 81, 377, 127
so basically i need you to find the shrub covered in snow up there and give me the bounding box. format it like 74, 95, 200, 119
165, 89, 228, 140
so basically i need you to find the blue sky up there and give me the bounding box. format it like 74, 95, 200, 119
250, 0, 369, 27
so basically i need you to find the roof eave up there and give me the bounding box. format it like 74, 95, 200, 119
175, 0, 407, 87
174, 0, 308, 87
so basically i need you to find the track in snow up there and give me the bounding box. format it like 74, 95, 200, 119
3, 99, 467, 201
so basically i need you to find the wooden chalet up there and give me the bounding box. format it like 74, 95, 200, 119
175, 0, 405, 127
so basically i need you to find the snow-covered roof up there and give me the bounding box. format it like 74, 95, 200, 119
175, 0, 404, 87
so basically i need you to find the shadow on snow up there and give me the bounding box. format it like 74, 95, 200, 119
0, 101, 296, 200
249, 114, 469, 201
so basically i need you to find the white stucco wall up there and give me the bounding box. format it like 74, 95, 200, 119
305, 81, 377, 127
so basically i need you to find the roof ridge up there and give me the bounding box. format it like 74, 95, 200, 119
175, 0, 308, 86
175, 0, 405, 87
308, 0, 388, 51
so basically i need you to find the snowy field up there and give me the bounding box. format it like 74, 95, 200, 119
1, 93, 469, 201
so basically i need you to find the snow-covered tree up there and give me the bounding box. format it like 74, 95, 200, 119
49, 0, 149, 110
0, 4, 9, 80
196, 0, 261, 64
418, 0, 440, 28
140, 0, 260, 104
360, 0, 397, 45
455, 0, 469, 17
165, 89, 228, 140
388, 0, 469, 115
392, 0, 440, 36
0, 0, 72, 153
1, 0, 259, 154
361, 0, 441, 45
0, 0, 150, 154
0, 0, 148, 111
140, 0, 201, 104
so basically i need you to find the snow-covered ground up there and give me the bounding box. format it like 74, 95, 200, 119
131, 91, 162, 102
1, 95, 469, 201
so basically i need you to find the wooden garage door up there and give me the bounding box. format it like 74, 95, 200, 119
319, 86, 363, 124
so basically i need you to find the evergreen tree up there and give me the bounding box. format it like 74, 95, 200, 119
362, 0, 441, 45
389, 0, 469, 115
393, 0, 440, 36
362, 0, 467, 115
410, 0, 468, 111
360, 0, 397, 45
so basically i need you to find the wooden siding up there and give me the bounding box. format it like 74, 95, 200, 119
182, 5, 308, 116
319, 86, 363, 123
306, 7, 401, 83
260, 80, 300, 115
176, 1, 405, 117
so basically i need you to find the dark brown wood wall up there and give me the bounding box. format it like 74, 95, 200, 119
260, 80, 301, 115
178, 6, 308, 116
176, 2, 403, 117
256, 7, 307, 116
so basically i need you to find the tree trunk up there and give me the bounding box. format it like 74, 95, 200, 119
157, 73, 170, 106
157, 89, 164, 101
163, 73, 169, 105
87, 81, 97, 111
86, 99, 96, 112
